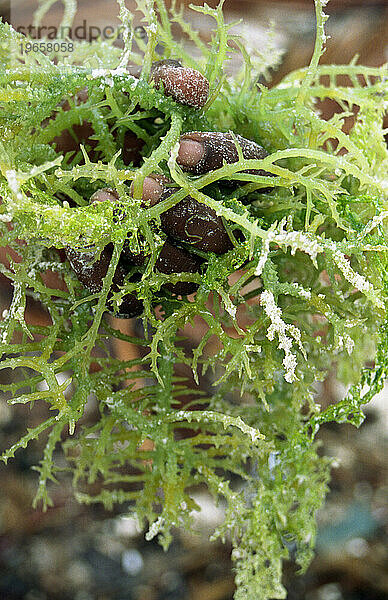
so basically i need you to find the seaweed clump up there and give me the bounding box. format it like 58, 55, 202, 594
0, 1, 387, 598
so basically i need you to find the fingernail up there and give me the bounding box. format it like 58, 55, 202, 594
126, 63, 142, 78
90, 188, 125, 226
90, 188, 119, 204
143, 176, 165, 205
177, 139, 205, 169
130, 175, 168, 206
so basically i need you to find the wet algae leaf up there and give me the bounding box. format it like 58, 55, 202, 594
0, 1, 387, 598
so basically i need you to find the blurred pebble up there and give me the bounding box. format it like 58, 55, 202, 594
186, 492, 225, 532
66, 559, 92, 588
24, 592, 47, 600
203, 561, 228, 583
29, 539, 57, 571
121, 548, 144, 576
95, 530, 124, 557
114, 516, 141, 538
134, 584, 157, 600
316, 583, 343, 600
160, 570, 182, 592
74, 592, 94, 600
344, 536, 369, 558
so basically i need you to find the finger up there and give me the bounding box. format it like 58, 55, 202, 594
131, 177, 234, 255
112, 264, 144, 318
126, 240, 201, 296
91, 186, 201, 296
156, 241, 201, 296
160, 189, 233, 255
150, 60, 209, 108
68, 186, 118, 291
66, 184, 144, 318
91, 187, 126, 224
66, 244, 143, 318
66, 245, 112, 295
177, 131, 270, 176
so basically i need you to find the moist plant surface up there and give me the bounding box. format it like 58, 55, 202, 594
0, 1, 387, 598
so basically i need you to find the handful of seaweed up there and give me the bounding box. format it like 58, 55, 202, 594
0, 1, 387, 598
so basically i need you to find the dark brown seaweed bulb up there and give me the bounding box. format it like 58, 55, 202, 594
159, 189, 233, 255
177, 131, 272, 177
150, 60, 209, 109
